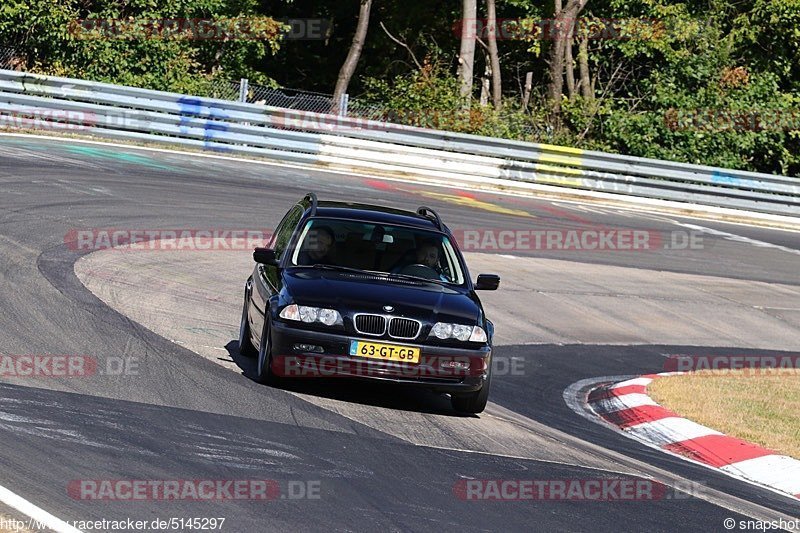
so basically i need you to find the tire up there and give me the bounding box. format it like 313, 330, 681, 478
238, 281, 257, 358
451, 366, 492, 414
255, 314, 278, 385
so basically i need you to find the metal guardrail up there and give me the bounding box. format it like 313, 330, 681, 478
0, 68, 798, 217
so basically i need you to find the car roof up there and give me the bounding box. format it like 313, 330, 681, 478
306, 201, 444, 232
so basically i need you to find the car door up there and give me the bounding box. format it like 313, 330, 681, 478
250, 204, 304, 345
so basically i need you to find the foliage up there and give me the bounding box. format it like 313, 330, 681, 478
0, 0, 285, 93
2, 0, 800, 176
363, 57, 545, 141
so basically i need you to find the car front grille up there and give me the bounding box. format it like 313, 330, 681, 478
354, 314, 422, 340
355, 314, 386, 336
388, 317, 421, 340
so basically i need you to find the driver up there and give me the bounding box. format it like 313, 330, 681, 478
392, 240, 448, 281
297, 226, 337, 266
415, 242, 440, 269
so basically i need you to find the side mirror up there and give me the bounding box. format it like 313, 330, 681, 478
253, 247, 278, 266
474, 274, 500, 291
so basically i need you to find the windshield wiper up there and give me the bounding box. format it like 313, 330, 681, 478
298, 264, 451, 285
386, 272, 449, 286
299, 264, 379, 275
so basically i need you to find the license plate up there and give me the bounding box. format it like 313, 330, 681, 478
349, 341, 420, 364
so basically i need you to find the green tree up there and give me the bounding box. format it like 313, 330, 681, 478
0, 0, 285, 93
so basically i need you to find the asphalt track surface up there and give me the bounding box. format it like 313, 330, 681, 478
0, 135, 799, 532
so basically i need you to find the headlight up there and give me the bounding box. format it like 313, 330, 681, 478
280, 304, 342, 326
432, 322, 453, 339
299, 306, 318, 323
318, 308, 340, 326
431, 322, 487, 343
453, 325, 472, 341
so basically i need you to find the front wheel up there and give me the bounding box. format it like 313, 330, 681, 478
451, 367, 492, 414
238, 281, 257, 358
255, 315, 278, 385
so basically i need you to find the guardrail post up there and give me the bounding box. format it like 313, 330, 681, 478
338, 93, 349, 117
239, 78, 249, 103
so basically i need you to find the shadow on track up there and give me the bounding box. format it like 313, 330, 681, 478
224, 340, 472, 417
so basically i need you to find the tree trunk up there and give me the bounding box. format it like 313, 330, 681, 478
458, 0, 478, 105
333, 0, 373, 114
480, 51, 491, 106
547, 0, 587, 114
486, 0, 502, 110
521, 71, 533, 110
578, 32, 593, 101
565, 29, 576, 99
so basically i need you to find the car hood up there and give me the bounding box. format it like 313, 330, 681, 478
282, 269, 481, 323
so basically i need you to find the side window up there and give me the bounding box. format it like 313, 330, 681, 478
272, 205, 304, 260
441, 237, 465, 284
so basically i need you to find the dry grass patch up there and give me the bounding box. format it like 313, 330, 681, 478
648, 370, 800, 459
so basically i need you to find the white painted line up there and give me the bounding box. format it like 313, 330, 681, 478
650, 371, 687, 377
563, 375, 637, 425
610, 377, 654, 389
666, 215, 800, 235
574, 205, 610, 215
611, 211, 640, 218
591, 393, 658, 414
676, 222, 800, 256
0, 483, 82, 532
721, 455, 800, 496
625, 417, 722, 446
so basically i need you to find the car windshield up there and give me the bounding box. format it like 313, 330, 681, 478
289, 218, 466, 285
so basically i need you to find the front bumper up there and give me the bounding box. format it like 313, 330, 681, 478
270, 320, 491, 393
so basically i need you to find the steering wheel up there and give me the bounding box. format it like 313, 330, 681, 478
399, 263, 441, 280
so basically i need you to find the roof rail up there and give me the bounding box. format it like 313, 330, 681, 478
304, 192, 318, 216
416, 206, 443, 230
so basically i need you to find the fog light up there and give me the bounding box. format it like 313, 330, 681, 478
293, 344, 324, 353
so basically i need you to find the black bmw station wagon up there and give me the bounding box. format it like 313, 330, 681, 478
239, 193, 500, 413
